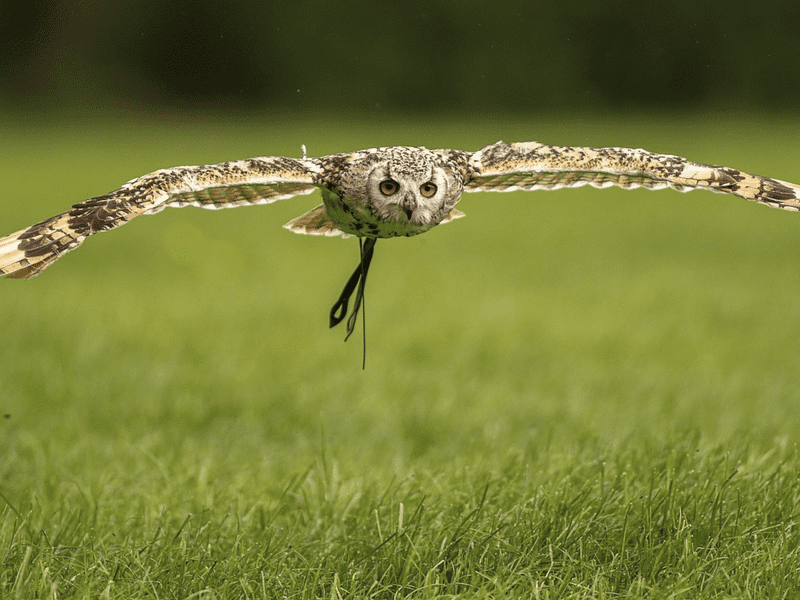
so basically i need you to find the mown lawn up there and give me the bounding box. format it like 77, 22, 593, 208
1, 111, 798, 598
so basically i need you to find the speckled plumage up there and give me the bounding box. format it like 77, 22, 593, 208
2, 141, 799, 281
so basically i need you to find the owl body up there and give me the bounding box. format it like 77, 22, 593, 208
306, 146, 469, 238
1, 140, 800, 280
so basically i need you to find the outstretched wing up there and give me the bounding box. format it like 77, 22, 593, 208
0, 156, 323, 279
466, 141, 800, 211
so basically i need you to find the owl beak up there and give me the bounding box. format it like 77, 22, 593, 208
401, 194, 415, 220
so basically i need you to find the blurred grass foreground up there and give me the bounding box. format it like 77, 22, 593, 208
1, 111, 799, 597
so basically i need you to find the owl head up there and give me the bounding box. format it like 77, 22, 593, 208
325, 146, 465, 237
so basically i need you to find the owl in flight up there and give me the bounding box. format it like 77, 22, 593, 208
2, 141, 799, 341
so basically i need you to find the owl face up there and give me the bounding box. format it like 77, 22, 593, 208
326, 147, 464, 238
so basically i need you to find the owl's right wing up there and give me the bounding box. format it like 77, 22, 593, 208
465, 141, 800, 212
0, 156, 328, 279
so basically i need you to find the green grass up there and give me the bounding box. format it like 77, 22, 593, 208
1, 111, 799, 598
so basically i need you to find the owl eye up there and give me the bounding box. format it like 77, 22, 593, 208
419, 182, 437, 198
379, 179, 399, 196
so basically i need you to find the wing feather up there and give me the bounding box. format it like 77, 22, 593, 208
466, 141, 800, 212
0, 156, 322, 279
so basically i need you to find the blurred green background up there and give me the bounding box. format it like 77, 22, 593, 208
2, 0, 800, 115
1, 0, 799, 428
2, 0, 799, 431
0, 0, 800, 437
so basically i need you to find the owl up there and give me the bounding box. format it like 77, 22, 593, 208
2, 141, 799, 341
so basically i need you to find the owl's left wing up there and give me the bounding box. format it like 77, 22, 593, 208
465, 141, 800, 212
0, 156, 325, 279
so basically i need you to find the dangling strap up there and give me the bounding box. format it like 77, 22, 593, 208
329, 238, 377, 369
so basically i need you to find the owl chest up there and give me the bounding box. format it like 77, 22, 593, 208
320, 187, 423, 238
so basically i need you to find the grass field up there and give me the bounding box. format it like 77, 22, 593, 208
1, 111, 799, 598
